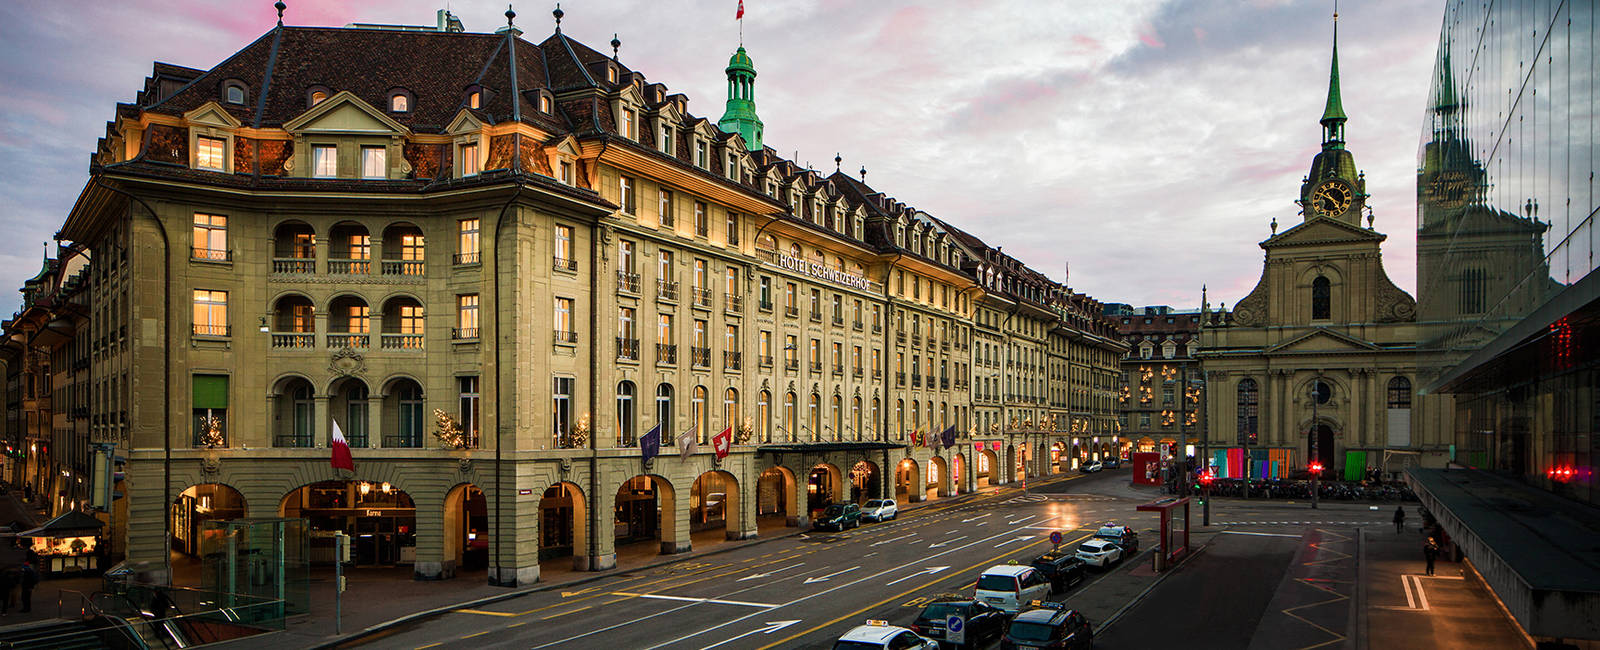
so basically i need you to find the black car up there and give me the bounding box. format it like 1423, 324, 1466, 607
1029, 551, 1087, 593
813, 503, 862, 531
1093, 524, 1139, 554
1001, 602, 1093, 650
1104, 457, 1121, 469
910, 597, 1008, 648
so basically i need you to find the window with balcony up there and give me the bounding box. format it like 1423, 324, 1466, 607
272, 222, 316, 273
692, 259, 711, 308
692, 319, 710, 367
328, 296, 370, 348
381, 297, 424, 350
758, 276, 772, 311
276, 378, 315, 447
785, 334, 798, 370
758, 390, 771, 442
554, 297, 575, 344
618, 307, 638, 360
553, 376, 574, 447
694, 201, 708, 237
340, 380, 369, 448
759, 330, 773, 367
192, 213, 228, 261
391, 380, 425, 447
382, 224, 425, 275
192, 289, 229, 337
329, 223, 372, 274
617, 380, 637, 447
658, 314, 676, 364
457, 218, 480, 264
809, 338, 821, 373
724, 324, 741, 370
554, 224, 576, 271
619, 175, 636, 214
455, 294, 479, 340
270, 295, 315, 348
656, 383, 674, 434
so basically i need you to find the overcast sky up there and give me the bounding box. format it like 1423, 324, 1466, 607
0, 0, 1444, 317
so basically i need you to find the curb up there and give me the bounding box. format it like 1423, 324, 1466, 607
1096, 538, 1212, 633
310, 475, 1061, 648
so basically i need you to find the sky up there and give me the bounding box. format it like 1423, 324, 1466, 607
0, 0, 1445, 317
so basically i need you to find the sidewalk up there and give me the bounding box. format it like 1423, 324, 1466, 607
1358, 523, 1528, 649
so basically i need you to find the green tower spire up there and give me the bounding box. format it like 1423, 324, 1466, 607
718, 46, 764, 151
1320, 16, 1347, 150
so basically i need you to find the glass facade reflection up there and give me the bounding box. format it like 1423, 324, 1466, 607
1417, 1, 1599, 504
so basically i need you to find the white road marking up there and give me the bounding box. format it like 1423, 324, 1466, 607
699, 620, 803, 650
929, 535, 969, 548
961, 514, 992, 523
737, 562, 805, 582
871, 534, 918, 547
994, 535, 1034, 548
885, 566, 950, 586
802, 566, 860, 584
1218, 531, 1301, 538
609, 592, 777, 608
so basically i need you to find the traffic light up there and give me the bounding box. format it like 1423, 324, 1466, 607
1308, 461, 1324, 476
1198, 468, 1215, 488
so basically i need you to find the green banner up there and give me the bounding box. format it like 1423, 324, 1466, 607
193, 375, 229, 409
1343, 450, 1366, 481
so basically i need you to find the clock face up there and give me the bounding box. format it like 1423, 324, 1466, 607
1311, 181, 1353, 218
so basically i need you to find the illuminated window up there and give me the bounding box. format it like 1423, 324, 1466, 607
460, 143, 480, 176
192, 290, 229, 336
312, 145, 337, 178
390, 94, 409, 112
191, 213, 228, 260
196, 137, 225, 171
360, 146, 386, 179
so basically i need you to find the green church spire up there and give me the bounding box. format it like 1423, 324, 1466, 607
1320, 13, 1347, 150
718, 46, 764, 151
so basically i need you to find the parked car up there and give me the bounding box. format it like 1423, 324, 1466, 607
910, 596, 1008, 648
1074, 539, 1123, 568
1029, 551, 1087, 593
862, 498, 899, 522
1000, 601, 1094, 650
1080, 461, 1103, 474
834, 620, 939, 650
973, 565, 1052, 614
814, 503, 862, 531
1093, 524, 1139, 554
1103, 457, 1121, 469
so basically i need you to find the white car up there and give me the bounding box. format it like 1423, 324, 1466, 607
832, 620, 939, 650
1081, 461, 1103, 473
1075, 539, 1123, 568
972, 564, 1052, 614
861, 498, 898, 522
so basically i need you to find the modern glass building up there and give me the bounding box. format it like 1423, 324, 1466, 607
1414, 1, 1600, 642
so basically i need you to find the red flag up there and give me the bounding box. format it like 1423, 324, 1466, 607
330, 420, 355, 472
736, 0, 744, 19
713, 427, 732, 459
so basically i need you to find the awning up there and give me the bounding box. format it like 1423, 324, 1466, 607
19, 510, 105, 538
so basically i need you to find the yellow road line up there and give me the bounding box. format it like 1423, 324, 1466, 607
759, 532, 1089, 649
460, 629, 493, 639
507, 621, 528, 628
414, 644, 443, 650
455, 608, 518, 617
539, 604, 593, 620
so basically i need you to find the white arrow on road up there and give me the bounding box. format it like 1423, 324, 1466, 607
1006, 515, 1038, 526
737, 562, 805, 582
871, 534, 917, 547
700, 620, 803, 649
994, 535, 1034, 548
885, 566, 950, 586
929, 535, 968, 548
961, 514, 991, 523
803, 566, 859, 584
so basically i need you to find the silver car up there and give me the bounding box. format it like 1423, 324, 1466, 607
861, 498, 898, 522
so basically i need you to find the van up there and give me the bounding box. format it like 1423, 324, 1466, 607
972, 565, 1050, 614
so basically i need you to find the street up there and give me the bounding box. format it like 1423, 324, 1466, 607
358, 471, 1395, 650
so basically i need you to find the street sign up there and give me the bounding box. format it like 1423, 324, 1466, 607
1050, 531, 1063, 546
946, 614, 966, 644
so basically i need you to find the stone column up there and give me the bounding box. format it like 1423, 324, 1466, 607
412, 490, 448, 580
661, 476, 690, 555
124, 457, 172, 584
730, 458, 759, 540
313, 395, 330, 447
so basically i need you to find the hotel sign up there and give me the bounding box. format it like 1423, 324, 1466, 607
775, 253, 872, 291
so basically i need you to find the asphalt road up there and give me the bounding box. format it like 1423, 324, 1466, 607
364, 470, 1155, 650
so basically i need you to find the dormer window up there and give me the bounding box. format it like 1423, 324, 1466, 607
695, 140, 708, 169
468, 91, 481, 109
459, 143, 480, 176
195, 136, 225, 171
559, 160, 573, 185
607, 64, 618, 83
621, 108, 637, 139
223, 81, 247, 105
307, 87, 330, 107
388, 92, 410, 113
540, 94, 553, 113
312, 145, 337, 178
658, 123, 673, 155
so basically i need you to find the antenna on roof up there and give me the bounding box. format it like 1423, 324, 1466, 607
275, 0, 286, 26
552, 2, 562, 33
611, 33, 621, 60
834, 153, 842, 173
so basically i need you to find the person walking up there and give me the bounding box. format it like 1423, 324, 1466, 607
1423, 537, 1440, 576
18, 555, 37, 614
1394, 506, 1407, 533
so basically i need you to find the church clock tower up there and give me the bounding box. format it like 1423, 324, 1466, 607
1298, 20, 1368, 227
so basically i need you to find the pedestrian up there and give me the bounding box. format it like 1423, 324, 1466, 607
18, 556, 37, 614
1394, 505, 1406, 533
1423, 537, 1439, 576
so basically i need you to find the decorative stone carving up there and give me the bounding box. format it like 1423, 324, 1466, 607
200, 457, 221, 475
457, 458, 472, 474
559, 458, 573, 474
1230, 276, 1270, 327
1374, 279, 1417, 323
328, 347, 366, 377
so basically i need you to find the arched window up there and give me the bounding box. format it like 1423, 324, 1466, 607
1312, 276, 1331, 320
724, 388, 740, 434
851, 396, 862, 440
783, 391, 797, 441
871, 397, 881, 439
309, 89, 329, 106
692, 385, 708, 443
656, 383, 673, 434
808, 392, 821, 440
896, 399, 905, 439
1236, 378, 1259, 445
831, 395, 842, 440
789, 243, 802, 258
1387, 377, 1412, 409
617, 381, 636, 447
758, 390, 771, 442
390, 93, 410, 112
224, 81, 247, 105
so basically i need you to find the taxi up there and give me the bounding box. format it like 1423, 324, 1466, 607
833, 619, 941, 649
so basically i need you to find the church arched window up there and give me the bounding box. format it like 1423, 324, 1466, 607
1236, 378, 1259, 445
1311, 276, 1331, 320
1387, 377, 1412, 409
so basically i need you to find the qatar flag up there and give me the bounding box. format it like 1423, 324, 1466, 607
331, 420, 355, 471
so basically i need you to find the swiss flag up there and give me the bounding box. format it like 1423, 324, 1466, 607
713, 427, 733, 460
330, 420, 355, 472
736, 0, 744, 19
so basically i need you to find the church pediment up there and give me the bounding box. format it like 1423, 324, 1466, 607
1262, 216, 1386, 249
1265, 327, 1381, 355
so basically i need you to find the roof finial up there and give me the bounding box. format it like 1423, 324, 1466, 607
274, 0, 286, 26
505, 4, 516, 25
611, 33, 621, 60
552, 2, 562, 32
834, 152, 842, 173
859, 165, 867, 183
1270, 216, 1278, 234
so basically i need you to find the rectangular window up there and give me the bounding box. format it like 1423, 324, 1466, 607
458, 218, 480, 264
361, 146, 387, 179
725, 324, 739, 351
658, 250, 673, 284
760, 330, 772, 361
559, 160, 573, 185
196, 136, 225, 171
725, 267, 738, 296
726, 213, 739, 246
659, 313, 674, 343
659, 124, 673, 154
553, 377, 573, 446
192, 213, 227, 260
398, 303, 424, 335
658, 189, 675, 227
694, 259, 708, 290
555, 225, 573, 269
459, 376, 480, 447
785, 282, 797, 312
456, 294, 479, 338
619, 175, 636, 214
192, 374, 229, 447
695, 140, 708, 169
554, 297, 573, 340
622, 108, 637, 139
785, 334, 798, 365
460, 143, 480, 176
759, 276, 772, 309
192, 289, 228, 336
312, 144, 337, 178
694, 201, 708, 236
619, 306, 636, 339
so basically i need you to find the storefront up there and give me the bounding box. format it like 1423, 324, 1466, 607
280, 481, 415, 567
20, 510, 105, 575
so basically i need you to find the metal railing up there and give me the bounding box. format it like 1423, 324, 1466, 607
758, 299, 773, 311
618, 337, 639, 360
193, 324, 230, 337
759, 354, 774, 367
554, 256, 578, 271
454, 252, 481, 265
554, 330, 578, 345
617, 271, 641, 294
785, 306, 799, 318
724, 350, 742, 370
191, 248, 231, 262
383, 434, 422, 448
452, 327, 479, 340
691, 346, 712, 367
692, 288, 713, 308
725, 293, 743, 312
275, 434, 313, 448
657, 343, 678, 364
657, 280, 679, 301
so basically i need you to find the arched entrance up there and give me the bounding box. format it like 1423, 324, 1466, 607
807, 463, 842, 515
1006, 445, 1018, 482
848, 461, 880, 503
977, 450, 998, 487
926, 456, 949, 500
444, 484, 487, 574
757, 467, 796, 530
280, 481, 415, 567
1314, 424, 1336, 471
894, 458, 920, 502
951, 454, 965, 495
1052, 442, 1067, 474
691, 470, 741, 544
172, 484, 247, 568
539, 482, 587, 572
616, 475, 679, 557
